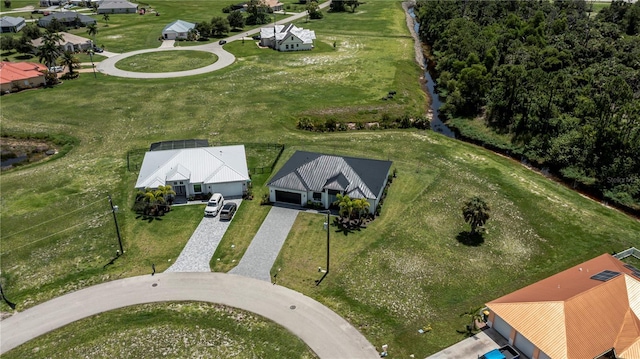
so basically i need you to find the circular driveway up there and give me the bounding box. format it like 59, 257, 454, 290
97, 43, 236, 79
0, 272, 378, 358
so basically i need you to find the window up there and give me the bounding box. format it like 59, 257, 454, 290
193, 184, 202, 193
313, 192, 322, 201
296, 44, 299, 48
285, 44, 289, 49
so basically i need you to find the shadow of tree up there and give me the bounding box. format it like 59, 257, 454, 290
456, 231, 484, 246
135, 213, 164, 223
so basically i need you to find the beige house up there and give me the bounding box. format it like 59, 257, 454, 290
0, 62, 47, 94
32, 32, 93, 52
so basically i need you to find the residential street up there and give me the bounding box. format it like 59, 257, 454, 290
0, 272, 378, 358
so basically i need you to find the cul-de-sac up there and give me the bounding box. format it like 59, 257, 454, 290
1, 0, 639, 358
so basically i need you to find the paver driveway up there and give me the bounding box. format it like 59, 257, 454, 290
166, 199, 242, 272
230, 206, 299, 281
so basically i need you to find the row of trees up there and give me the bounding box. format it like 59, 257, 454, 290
416, 0, 640, 209
333, 193, 370, 225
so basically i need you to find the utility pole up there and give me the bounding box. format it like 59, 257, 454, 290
315, 210, 330, 286
108, 195, 124, 256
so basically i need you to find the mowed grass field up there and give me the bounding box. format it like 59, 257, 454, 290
2, 302, 316, 358
1, 1, 638, 358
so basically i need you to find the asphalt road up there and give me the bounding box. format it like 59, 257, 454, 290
0, 272, 378, 358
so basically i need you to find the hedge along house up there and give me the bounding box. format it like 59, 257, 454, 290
259, 24, 316, 52
135, 145, 250, 199
486, 253, 640, 359
267, 151, 392, 213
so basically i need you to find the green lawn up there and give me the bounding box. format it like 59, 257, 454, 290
1, 1, 638, 358
115, 51, 218, 72
2, 302, 316, 359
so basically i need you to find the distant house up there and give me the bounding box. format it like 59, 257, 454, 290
267, 151, 392, 212
259, 24, 316, 52
32, 32, 93, 52
486, 253, 640, 359
162, 20, 196, 40
135, 145, 250, 198
0, 62, 47, 94
264, 0, 284, 11
37, 12, 97, 28
0, 16, 26, 33
97, 0, 138, 14
39, 0, 67, 6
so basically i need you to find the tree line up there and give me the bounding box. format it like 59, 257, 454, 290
416, 0, 640, 210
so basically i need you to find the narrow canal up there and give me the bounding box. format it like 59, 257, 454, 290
407, 6, 456, 138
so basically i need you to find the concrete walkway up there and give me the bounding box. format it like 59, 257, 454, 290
165, 199, 242, 272
159, 39, 175, 48
230, 206, 299, 281
0, 272, 378, 358
424, 327, 511, 359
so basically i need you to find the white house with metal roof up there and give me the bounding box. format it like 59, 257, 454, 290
135, 145, 250, 198
267, 151, 392, 213
260, 24, 316, 52
162, 20, 196, 40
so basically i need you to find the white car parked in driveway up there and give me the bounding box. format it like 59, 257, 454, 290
204, 193, 224, 217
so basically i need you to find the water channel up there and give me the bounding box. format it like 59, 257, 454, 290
408, 7, 456, 138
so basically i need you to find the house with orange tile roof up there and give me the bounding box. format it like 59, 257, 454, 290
485, 253, 640, 359
0, 62, 47, 94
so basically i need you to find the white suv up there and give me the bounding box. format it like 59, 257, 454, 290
204, 193, 224, 217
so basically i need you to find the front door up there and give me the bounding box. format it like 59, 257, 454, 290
175, 185, 186, 195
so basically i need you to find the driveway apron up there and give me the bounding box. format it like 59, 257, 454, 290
165, 199, 241, 272
230, 206, 299, 281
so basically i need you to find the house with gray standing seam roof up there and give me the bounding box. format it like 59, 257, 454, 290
267, 151, 392, 213
0, 16, 26, 33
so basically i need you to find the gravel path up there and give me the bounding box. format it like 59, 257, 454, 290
230, 206, 299, 281
165, 199, 242, 272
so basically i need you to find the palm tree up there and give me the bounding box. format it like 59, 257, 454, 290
86, 23, 98, 46
156, 185, 176, 206
462, 196, 490, 234
102, 13, 110, 27
59, 51, 79, 76
352, 198, 370, 224
37, 30, 63, 69
460, 307, 484, 333
333, 193, 353, 221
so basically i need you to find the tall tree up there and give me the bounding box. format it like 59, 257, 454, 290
59, 50, 79, 76
37, 31, 63, 69
211, 16, 230, 36
462, 196, 490, 234
306, 1, 323, 19
227, 11, 245, 30
195, 21, 212, 38
86, 23, 98, 46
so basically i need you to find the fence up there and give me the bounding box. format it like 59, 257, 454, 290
127, 143, 285, 175
613, 247, 640, 260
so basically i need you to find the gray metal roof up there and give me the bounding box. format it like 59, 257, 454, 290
0, 16, 25, 27
268, 151, 392, 200
260, 24, 316, 45
135, 145, 249, 189
37, 12, 97, 26
98, 0, 138, 10
163, 20, 195, 34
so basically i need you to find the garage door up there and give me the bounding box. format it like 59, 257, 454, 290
275, 190, 302, 205
492, 315, 512, 342
514, 332, 535, 359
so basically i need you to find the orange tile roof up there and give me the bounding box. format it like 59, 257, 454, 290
0, 61, 47, 84
487, 254, 640, 359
